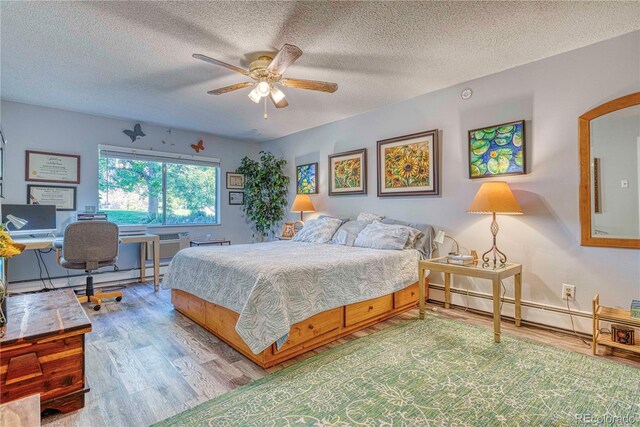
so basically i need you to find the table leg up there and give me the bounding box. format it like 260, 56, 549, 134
153, 238, 160, 292
444, 273, 451, 309
514, 273, 522, 327
139, 242, 146, 283
493, 278, 501, 343
419, 266, 425, 319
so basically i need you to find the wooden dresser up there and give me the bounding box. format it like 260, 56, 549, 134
0, 290, 91, 414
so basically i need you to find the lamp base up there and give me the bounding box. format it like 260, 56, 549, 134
482, 212, 507, 268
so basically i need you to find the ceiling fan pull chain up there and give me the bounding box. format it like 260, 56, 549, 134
264, 96, 268, 120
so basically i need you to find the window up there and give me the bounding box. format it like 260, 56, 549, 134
99, 146, 219, 226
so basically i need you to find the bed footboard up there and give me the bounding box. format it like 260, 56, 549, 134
171, 279, 428, 368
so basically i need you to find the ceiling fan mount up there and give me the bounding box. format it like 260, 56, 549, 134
193, 44, 338, 117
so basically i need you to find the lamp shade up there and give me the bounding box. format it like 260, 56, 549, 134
291, 194, 315, 213
467, 182, 522, 214
6, 214, 28, 230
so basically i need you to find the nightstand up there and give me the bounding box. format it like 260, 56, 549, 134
418, 256, 522, 343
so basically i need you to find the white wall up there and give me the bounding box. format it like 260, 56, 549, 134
0, 101, 260, 282
264, 31, 640, 332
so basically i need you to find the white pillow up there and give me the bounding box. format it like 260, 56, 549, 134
353, 222, 411, 250
330, 220, 371, 246
357, 212, 384, 222
292, 217, 343, 243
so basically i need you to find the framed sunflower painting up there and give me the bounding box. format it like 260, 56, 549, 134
296, 162, 318, 194
328, 149, 367, 196
377, 130, 439, 197
468, 120, 526, 179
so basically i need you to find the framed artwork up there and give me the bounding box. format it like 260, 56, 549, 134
296, 162, 318, 194
377, 130, 439, 197
468, 120, 526, 179
226, 172, 244, 189
27, 184, 77, 211
328, 149, 367, 196
26, 150, 81, 184
229, 191, 244, 205
281, 222, 296, 238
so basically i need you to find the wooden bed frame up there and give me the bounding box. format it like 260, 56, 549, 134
171, 279, 428, 368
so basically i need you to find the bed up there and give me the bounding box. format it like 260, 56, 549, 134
163, 225, 432, 368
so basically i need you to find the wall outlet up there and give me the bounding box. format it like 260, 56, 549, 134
562, 283, 576, 300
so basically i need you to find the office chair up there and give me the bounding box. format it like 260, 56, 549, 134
54, 221, 122, 311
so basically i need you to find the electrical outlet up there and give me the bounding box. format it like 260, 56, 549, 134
562, 283, 576, 300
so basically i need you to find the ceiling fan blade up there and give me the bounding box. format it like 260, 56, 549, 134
281, 78, 338, 93
207, 82, 255, 95
269, 89, 289, 109
193, 53, 251, 76
267, 44, 302, 75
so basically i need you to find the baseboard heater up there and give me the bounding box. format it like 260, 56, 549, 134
147, 232, 190, 259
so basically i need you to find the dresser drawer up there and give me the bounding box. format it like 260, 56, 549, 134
394, 283, 419, 308
276, 307, 343, 353
345, 294, 393, 327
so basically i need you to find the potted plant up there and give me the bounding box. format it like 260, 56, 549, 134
236, 151, 289, 241
0, 225, 26, 330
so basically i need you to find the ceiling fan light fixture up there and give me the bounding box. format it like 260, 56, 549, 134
248, 87, 261, 103
256, 81, 270, 97
270, 86, 286, 103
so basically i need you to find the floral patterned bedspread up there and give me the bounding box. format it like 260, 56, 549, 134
161, 241, 420, 354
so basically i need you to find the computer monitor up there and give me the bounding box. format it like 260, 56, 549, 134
1, 204, 57, 236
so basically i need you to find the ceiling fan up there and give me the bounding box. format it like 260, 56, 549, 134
193, 44, 338, 118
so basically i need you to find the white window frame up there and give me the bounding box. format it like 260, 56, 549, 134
98, 145, 221, 227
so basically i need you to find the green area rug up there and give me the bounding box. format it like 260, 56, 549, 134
156, 315, 639, 426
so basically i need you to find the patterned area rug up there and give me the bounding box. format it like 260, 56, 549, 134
155, 315, 639, 426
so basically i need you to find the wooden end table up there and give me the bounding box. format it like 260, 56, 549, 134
419, 256, 522, 343
190, 239, 231, 247
0, 290, 91, 413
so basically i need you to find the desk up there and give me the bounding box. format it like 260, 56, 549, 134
119, 233, 160, 292
8, 233, 161, 292
419, 257, 522, 343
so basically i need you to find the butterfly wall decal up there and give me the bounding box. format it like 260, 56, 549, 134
123, 123, 146, 142
191, 140, 205, 153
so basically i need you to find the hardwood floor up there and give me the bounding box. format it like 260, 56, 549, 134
41, 283, 639, 426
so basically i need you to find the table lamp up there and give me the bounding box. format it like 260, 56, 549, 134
291, 194, 315, 222
4, 215, 28, 232
467, 181, 522, 267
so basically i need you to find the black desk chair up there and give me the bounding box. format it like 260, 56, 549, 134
54, 221, 122, 311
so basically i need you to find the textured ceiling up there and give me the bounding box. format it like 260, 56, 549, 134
1, 1, 639, 142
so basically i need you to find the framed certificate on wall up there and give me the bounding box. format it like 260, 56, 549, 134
26, 150, 81, 184
27, 184, 77, 211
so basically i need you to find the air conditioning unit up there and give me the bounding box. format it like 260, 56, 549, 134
147, 232, 190, 259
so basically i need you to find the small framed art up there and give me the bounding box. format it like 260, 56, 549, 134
229, 191, 244, 205
468, 120, 525, 179
328, 149, 367, 196
226, 172, 244, 189
281, 222, 296, 239
27, 184, 77, 211
26, 150, 81, 184
377, 130, 439, 197
296, 162, 318, 194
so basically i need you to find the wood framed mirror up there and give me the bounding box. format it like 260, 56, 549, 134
579, 92, 640, 249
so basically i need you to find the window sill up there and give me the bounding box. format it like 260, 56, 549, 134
134, 223, 221, 229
